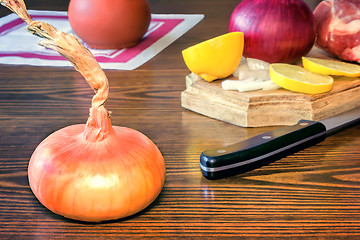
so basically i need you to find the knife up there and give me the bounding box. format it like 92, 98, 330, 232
200, 106, 360, 180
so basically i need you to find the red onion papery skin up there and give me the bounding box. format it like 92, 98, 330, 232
2, 0, 166, 222
229, 0, 316, 63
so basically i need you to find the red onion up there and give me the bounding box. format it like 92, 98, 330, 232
229, 0, 316, 63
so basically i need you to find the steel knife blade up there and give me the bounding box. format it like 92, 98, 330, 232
200, 106, 360, 180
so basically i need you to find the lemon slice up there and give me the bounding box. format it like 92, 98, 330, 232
182, 32, 244, 82
302, 57, 360, 77
269, 63, 334, 94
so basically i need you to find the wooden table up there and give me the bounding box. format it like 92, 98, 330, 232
1, 0, 359, 239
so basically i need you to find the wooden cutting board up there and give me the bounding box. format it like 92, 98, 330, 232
181, 49, 360, 127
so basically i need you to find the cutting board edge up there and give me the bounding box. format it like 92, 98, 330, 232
181, 77, 360, 127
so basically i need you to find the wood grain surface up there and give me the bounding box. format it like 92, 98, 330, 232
1, 0, 360, 239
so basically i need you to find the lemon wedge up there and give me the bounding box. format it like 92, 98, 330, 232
302, 57, 360, 77
269, 63, 334, 94
182, 32, 244, 82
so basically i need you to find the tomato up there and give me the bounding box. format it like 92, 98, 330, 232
68, 0, 151, 49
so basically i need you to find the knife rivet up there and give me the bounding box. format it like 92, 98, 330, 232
262, 136, 271, 139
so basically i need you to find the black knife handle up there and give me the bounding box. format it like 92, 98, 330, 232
200, 120, 327, 180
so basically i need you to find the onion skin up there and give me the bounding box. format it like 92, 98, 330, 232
229, 0, 316, 63
2, 0, 166, 222
28, 122, 165, 222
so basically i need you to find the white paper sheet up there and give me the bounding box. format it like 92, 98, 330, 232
0, 10, 204, 70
